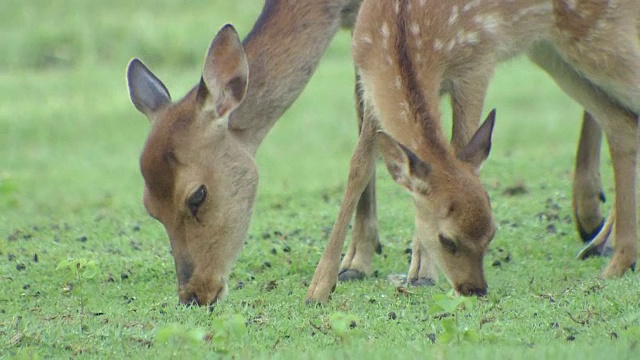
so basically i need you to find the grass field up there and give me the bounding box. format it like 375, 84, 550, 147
2, 0, 639, 358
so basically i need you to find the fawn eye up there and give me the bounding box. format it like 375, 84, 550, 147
187, 185, 207, 216
439, 234, 457, 254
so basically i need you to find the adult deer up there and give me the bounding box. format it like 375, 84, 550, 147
126, 0, 363, 306
306, 0, 639, 303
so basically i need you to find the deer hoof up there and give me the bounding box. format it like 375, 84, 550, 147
577, 218, 605, 243
338, 269, 366, 282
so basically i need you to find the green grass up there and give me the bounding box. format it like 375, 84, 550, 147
2, 0, 639, 358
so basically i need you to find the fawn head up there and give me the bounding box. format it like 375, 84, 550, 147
378, 110, 497, 296
126, 25, 257, 306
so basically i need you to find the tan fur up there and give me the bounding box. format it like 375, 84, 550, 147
127, 0, 363, 306
306, 0, 639, 303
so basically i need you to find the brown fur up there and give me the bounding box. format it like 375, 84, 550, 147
127, 0, 364, 306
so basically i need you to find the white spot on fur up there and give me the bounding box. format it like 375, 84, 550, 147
385, 55, 393, 66
394, 0, 400, 14
462, 0, 481, 13
410, 23, 420, 36
415, 38, 424, 50
360, 35, 373, 44
434, 39, 443, 51
400, 102, 410, 122
380, 22, 390, 49
419, 0, 426, 7
381, 22, 390, 48
511, 3, 552, 22
456, 30, 479, 45
381, 22, 390, 39
474, 14, 501, 34
563, 0, 578, 10
395, 76, 402, 89
446, 39, 456, 52
449, 5, 459, 25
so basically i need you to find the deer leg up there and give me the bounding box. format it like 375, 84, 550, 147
572, 112, 614, 259
572, 112, 606, 242
306, 96, 378, 303
602, 129, 638, 276
529, 41, 638, 277
339, 72, 381, 282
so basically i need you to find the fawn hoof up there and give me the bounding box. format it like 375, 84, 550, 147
410, 277, 436, 287
305, 283, 336, 305
578, 218, 606, 243
338, 269, 366, 282
386, 274, 435, 287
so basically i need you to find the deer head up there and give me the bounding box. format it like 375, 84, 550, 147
126, 25, 256, 306
377, 110, 496, 296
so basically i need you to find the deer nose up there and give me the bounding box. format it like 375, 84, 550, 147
457, 284, 488, 297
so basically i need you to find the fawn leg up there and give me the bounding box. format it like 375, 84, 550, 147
339, 72, 381, 281
406, 217, 438, 286
572, 112, 610, 257
306, 94, 378, 303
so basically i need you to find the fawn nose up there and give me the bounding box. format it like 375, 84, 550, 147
179, 290, 220, 308
457, 284, 488, 297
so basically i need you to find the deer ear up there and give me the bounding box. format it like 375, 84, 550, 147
377, 131, 431, 193
457, 109, 496, 172
199, 24, 249, 119
127, 59, 172, 117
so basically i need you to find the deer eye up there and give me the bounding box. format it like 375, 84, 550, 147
439, 234, 457, 254
187, 185, 207, 216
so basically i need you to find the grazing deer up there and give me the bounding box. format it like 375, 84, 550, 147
306, 0, 639, 303
126, 0, 364, 306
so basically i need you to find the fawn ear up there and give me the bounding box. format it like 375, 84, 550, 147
199, 24, 249, 119
457, 109, 496, 172
127, 58, 172, 117
377, 131, 432, 193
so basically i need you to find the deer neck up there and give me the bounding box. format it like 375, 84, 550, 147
228, 0, 360, 154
